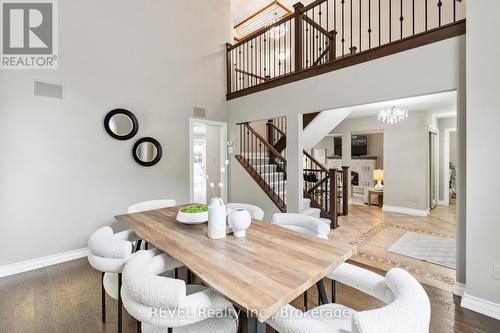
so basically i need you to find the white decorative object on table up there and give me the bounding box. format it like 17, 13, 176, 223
228, 209, 252, 238
208, 198, 227, 239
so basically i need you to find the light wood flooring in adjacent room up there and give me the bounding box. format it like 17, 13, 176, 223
329, 201, 457, 291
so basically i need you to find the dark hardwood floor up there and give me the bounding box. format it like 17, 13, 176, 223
0, 259, 498, 333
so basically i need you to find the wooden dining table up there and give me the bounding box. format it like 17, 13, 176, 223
115, 204, 355, 332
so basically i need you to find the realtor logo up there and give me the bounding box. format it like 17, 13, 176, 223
1, 0, 58, 69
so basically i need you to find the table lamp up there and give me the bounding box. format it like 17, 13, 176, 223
373, 169, 384, 190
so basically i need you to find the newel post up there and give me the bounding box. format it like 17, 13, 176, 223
328, 30, 336, 61
329, 168, 338, 229
342, 166, 349, 216
293, 3, 304, 71
226, 43, 232, 95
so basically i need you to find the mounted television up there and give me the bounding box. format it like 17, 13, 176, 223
334, 136, 342, 156
351, 135, 367, 156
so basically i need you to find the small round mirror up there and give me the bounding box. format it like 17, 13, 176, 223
132, 137, 162, 166
104, 109, 138, 140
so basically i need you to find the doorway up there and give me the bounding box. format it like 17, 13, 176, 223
189, 119, 227, 204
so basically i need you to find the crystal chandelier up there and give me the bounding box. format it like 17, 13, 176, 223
378, 106, 408, 125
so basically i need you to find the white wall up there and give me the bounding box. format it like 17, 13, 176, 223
0, 0, 231, 265
303, 108, 352, 149
314, 136, 336, 157
366, 133, 384, 169
228, 35, 466, 283
464, 0, 500, 314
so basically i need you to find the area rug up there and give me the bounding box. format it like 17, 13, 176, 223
388, 232, 456, 269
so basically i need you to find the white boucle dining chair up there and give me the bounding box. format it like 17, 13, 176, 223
87, 226, 138, 333
88, 227, 184, 333
272, 213, 331, 309
272, 213, 330, 239
121, 250, 238, 333
127, 199, 176, 255
271, 213, 393, 309
227, 203, 265, 220
267, 268, 431, 333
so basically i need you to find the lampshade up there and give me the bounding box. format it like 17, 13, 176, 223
373, 169, 384, 181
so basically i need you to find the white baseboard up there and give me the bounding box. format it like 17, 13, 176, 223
453, 282, 465, 297
437, 200, 450, 206
461, 292, 500, 320
0, 247, 90, 278
382, 205, 430, 217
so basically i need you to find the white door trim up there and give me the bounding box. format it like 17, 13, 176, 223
443, 128, 457, 205
189, 118, 228, 203
428, 128, 439, 209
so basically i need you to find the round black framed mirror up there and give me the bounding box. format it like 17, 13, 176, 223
132, 137, 162, 167
104, 109, 139, 140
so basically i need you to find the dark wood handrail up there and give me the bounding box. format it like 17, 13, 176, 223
266, 122, 286, 137
306, 176, 329, 194
301, 0, 328, 13
227, 0, 466, 98
312, 48, 329, 67
229, 0, 330, 52
303, 150, 328, 173
303, 168, 324, 172
244, 123, 286, 163
302, 15, 333, 38
235, 68, 269, 82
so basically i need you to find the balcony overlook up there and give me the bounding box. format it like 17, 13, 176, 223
227, 0, 466, 99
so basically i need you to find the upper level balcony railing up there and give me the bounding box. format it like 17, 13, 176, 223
226, 0, 466, 99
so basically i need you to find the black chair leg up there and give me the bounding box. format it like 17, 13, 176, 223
174, 268, 179, 279
168, 328, 173, 333
101, 272, 106, 323
332, 280, 337, 303
145, 241, 149, 250
304, 290, 308, 311
137, 321, 142, 333
187, 269, 192, 284
134, 239, 143, 252
118, 273, 123, 333
316, 280, 328, 305
238, 310, 243, 333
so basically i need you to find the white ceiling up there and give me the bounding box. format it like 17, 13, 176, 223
344, 90, 457, 119
231, 0, 316, 26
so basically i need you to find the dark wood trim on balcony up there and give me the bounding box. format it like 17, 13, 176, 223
227, 20, 465, 101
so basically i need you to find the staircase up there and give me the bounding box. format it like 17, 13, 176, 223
235, 117, 349, 228
235, 119, 287, 212
303, 150, 349, 229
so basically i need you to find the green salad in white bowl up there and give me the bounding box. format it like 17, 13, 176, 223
176, 205, 208, 224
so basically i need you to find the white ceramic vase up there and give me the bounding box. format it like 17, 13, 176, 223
208, 198, 227, 239
228, 208, 252, 238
